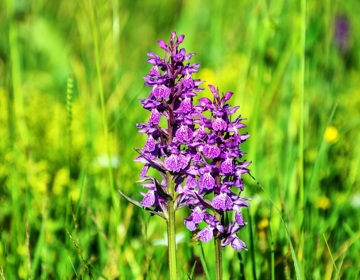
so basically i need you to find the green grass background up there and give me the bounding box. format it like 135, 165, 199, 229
1, 0, 360, 279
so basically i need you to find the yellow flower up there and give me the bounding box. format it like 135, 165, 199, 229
257, 218, 269, 230
324, 126, 339, 143
315, 196, 331, 210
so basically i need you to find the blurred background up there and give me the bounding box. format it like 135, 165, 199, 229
0, 0, 359, 279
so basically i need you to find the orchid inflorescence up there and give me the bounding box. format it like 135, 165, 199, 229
134, 32, 251, 251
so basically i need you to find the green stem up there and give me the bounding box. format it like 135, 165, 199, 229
214, 237, 222, 280
166, 172, 177, 279
167, 199, 177, 280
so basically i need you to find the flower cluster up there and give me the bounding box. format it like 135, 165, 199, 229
135, 32, 203, 213
135, 32, 251, 250
182, 85, 251, 250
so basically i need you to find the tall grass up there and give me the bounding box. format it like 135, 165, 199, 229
0, 0, 359, 279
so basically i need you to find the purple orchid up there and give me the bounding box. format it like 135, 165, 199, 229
135, 32, 203, 210
182, 85, 251, 250
334, 14, 350, 55
123, 32, 251, 252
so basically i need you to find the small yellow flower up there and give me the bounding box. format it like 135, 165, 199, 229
324, 126, 339, 143
257, 218, 269, 230
315, 196, 331, 210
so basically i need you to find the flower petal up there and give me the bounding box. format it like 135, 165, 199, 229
196, 226, 213, 242
203, 144, 220, 158
199, 172, 215, 191
212, 118, 227, 131
231, 237, 247, 251
212, 193, 233, 211
141, 190, 156, 207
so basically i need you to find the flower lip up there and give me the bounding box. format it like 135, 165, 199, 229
196, 226, 213, 242
141, 190, 156, 207
212, 193, 233, 211
203, 144, 220, 159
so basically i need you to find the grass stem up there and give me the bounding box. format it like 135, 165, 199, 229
298, 0, 306, 275
89, 0, 116, 207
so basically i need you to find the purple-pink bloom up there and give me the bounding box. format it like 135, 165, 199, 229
152, 85, 171, 99
141, 190, 156, 207
196, 226, 213, 242
144, 135, 156, 152
184, 206, 205, 231
212, 117, 227, 131
175, 125, 193, 143
221, 157, 233, 174
212, 193, 233, 211
221, 222, 248, 251
203, 144, 221, 159
164, 154, 189, 172
149, 109, 161, 125
199, 172, 215, 192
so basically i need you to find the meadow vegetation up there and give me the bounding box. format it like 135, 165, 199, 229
0, 0, 359, 279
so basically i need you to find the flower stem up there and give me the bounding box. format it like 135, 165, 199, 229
167, 200, 177, 279
214, 237, 222, 280
214, 160, 223, 280
167, 172, 177, 279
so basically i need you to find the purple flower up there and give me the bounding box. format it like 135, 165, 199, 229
221, 222, 248, 251
164, 153, 189, 172
184, 206, 205, 231
196, 226, 213, 242
212, 193, 233, 211
141, 190, 156, 207
199, 172, 216, 192
130, 32, 251, 251
203, 144, 221, 159
220, 157, 233, 174
152, 85, 171, 99
334, 14, 350, 55
175, 125, 193, 143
